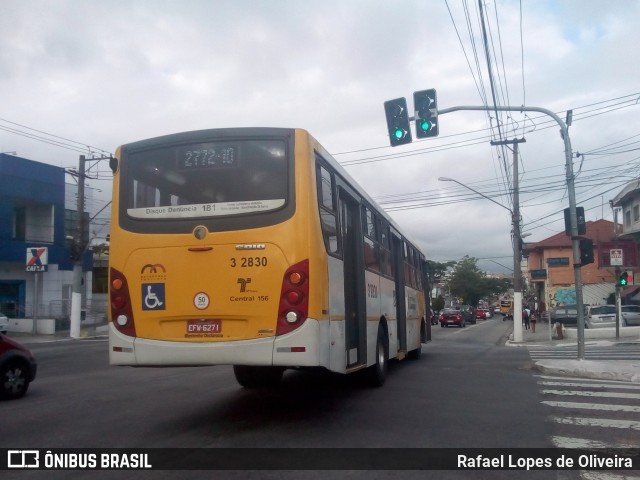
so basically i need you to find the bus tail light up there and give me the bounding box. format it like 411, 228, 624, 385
109, 267, 136, 337
276, 259, 309, 336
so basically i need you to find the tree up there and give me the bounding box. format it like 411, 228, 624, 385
425, 259, 456, 285
448, 256, 484, 306
448, 255, 510, 307
432, 294, 445, 312
484, 277, 512, 298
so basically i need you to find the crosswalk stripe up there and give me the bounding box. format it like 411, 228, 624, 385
536, 375, 634, 385
539, 380, 640, 391
551, 435, 638, 449
551, 416, 640, 430
581, 472, 639, 480
542, 401, 640, 413
542, 389, 640, 400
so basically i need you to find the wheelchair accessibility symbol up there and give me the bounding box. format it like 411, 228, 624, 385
142, 283, 166, 310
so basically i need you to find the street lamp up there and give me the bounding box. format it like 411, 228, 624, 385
438, 176, 524, 342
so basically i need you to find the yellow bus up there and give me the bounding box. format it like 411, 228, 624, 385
108, 128, 428, 387
500, 300, 513, 315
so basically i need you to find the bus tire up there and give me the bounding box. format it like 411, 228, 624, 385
366, 324, 388, 387
408, 320, 424, 360
233, 365, 284, 389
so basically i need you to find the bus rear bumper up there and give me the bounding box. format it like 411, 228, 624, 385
108, 319, 329, 368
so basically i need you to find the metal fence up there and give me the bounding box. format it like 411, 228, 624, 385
14, 298, 108, 325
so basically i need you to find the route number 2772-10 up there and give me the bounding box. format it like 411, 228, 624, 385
230, 257, 268, 268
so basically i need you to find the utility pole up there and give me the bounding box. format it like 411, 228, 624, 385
69, 154, 110, 338
70, 155, 86, 338
491, 138, 526, 342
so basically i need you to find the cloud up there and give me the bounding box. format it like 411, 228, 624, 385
1, 0, 639, 272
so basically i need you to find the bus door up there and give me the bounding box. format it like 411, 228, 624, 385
392, 234, 407, 352
338, 189, 366, 368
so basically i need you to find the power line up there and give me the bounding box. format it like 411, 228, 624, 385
0, 117, 113, 157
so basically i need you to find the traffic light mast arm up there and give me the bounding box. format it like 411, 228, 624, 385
438, 104, 586, 359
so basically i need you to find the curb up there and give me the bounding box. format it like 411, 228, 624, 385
533, 359, 640, 384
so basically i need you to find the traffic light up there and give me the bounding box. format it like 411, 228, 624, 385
384, 97, 412, 147
619, 270, 633, 286
579, 238, 594, 266
414, 89, 439, 138
564, 206, 586, 236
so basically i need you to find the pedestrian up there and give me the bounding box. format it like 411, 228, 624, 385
523, 306, 530, 330
530, 310, 537, 333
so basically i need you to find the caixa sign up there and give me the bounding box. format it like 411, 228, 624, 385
26, 247, 48, 272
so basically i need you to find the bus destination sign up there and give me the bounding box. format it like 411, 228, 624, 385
177, 144, 237, 170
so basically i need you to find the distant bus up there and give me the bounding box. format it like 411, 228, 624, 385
500, 300, 513, 315
108, 127, 429, 387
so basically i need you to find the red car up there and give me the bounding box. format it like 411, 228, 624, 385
439, 309, 467, 328
0, 333, 38, 400
475, 308, 491, 320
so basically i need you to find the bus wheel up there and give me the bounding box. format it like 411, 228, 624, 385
408, 321, 424, 360
233, 365, 284, 389
366, 324, 388, 387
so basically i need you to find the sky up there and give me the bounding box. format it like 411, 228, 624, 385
2, 0, 640, 274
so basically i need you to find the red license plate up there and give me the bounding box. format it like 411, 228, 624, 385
186, 319, 222, 333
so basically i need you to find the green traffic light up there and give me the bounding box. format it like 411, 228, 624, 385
394, 128, 404, 139
420, 120, 430, 131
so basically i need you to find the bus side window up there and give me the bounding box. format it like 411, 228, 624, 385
379, 223, 392, 277
316, 161, 340, 255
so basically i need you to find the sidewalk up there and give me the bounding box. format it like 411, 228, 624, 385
504, 318, 640, 383
7, 323, 109, 344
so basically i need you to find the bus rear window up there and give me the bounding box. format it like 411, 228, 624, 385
124, 139, 288, 220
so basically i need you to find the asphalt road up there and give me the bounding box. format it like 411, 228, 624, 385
2, 318, 593, 480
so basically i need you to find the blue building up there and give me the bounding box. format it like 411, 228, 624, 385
0, 153, 91, 322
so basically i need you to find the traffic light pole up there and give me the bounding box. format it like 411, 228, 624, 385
615, 267, 621, 340
437, 104, 586, 357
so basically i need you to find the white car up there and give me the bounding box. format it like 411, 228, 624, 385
0, 311, 8, 333
585, 305, 616, 329
621, 305, 640, 326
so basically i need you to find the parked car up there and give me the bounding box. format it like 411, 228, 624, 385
585, 305, 616, 329
0, 312, 8, 334
0, 333, 38, 400
621, 305, 640, 326
439, 309, 467, 328
549, 304, 587, 326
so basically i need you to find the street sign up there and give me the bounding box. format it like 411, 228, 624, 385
26, 247, 48, 272
610, 248, 623, 266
